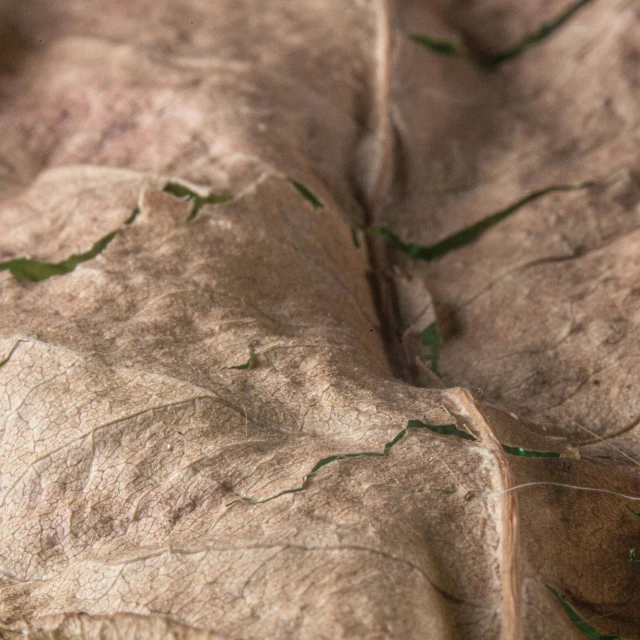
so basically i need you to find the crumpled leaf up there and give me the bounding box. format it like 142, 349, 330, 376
383, 0, 640, 636
0, 0, 638, 639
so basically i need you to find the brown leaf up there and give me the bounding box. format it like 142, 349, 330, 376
383, 0, 640, 636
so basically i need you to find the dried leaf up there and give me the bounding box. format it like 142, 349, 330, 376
387, 0, 640, 634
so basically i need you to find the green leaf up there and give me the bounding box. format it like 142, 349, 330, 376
288, 178, 324, 210
406, 33, 460, 56
0, 207, 139, 282
405, 0, 594, 68
163, 181, 231, 221
619, 500, 640, 518
227, 353, 257, 371
406, 419, 476, 442
362, 183, 592, 262
547, 586, 632, 639
231, 419, 468, 505
500, 444, 564, 458
483, 0, 594, 68
419, 323, 442, 377
351, 226, 361, 249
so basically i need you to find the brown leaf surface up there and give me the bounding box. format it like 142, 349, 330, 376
384, 0, 640, 636
0, 0, 638, 639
